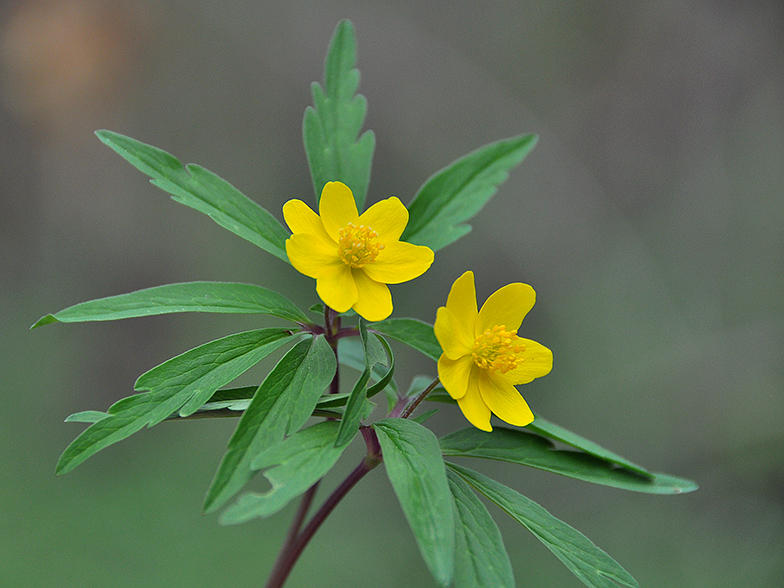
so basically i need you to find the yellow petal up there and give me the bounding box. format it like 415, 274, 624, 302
437, 354, 474, 399
282, 200, 332, 246
286, 234, 342, 279
457, 370, 492, 431
445, 271, 478, 326
358, 196, 408, 242
500, 339, 553, 385
434, 306, 474, 360
476, 283, 535, 337
362, 241, 434, 284
319, 181, 358, 240
351, 270, 393, 321
477, 370, 534, 427
315, 263, 357, 313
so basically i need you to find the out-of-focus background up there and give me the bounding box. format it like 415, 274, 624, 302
2, 1, 782, 586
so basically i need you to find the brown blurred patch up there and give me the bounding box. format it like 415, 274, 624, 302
0, 0, 148, 129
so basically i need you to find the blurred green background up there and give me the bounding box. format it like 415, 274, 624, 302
2, 1, 783, 586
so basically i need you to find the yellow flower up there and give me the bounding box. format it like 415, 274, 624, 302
283, 181, 434, 321
434, 271, 553, 431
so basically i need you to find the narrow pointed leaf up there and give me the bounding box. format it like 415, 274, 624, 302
528, 414, 651, 478
447, 470, 515, 588
32, 282, 308, 329
372, 318, 442, 361
303, 19, 375, 208
64, 411, 110, 424
374, 418, 455, 587
204, 335, 336, 512
55, 329, 295, 475
402, 134, 538, 251
448, 463, 639, 588
440, 427, 698, 495
338, 336, 397, 396
221, 421, 348, 524
135, 330, 297, 421
95, 130, 289, 261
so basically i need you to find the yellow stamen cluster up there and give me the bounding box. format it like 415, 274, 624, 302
337, 222, 384, 268
472, 324, 526, 374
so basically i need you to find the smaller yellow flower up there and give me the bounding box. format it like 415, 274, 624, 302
434, 271, 553, 431
283, 181, 434, 321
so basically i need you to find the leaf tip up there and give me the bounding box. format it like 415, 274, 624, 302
30, 314, 58, 329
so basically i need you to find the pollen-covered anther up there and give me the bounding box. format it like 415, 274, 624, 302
471, 324, 527, 374
337, 222, 384, 268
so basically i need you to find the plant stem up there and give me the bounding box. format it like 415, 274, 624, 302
264, 428, 382, 588
390, 376, 440, 419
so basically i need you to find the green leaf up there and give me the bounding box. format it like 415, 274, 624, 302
528, 414, 652, 478
203, 335, 336, 512
55, 329, 295, 475
95, 130, 289, 262
338, 336, 397, 396
303, 19, 375, 209
448, 463, 639, 588
440, 427, 698, 495
335, 369, 370, 447
32, 282, 308, 329
412, 408, 440, 425
220, 421, 348, 524
135, 330, 297, 421
374, 418, 455, 587
447, 470, 515, 588
372, 318, 442, 361
366, 334, 395, 398
336, 320, 378, 447
402, 134, 538, 251
64, 411, 109, 424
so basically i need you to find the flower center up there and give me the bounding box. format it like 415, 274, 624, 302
337, 222, 384, 268
472, 325, 526, 374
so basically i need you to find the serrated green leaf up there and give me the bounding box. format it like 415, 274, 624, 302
32, 282, 309, 329
402, 134, 538, 251
95, 130, 289, 261
528, 414, 652, 478
440, 427, 698, 495
372, 318, 442, 361
448, 463, 639, 588
447, 470, 515, 588
374, 418, 455, 587
203, 335, 336, 512
55, 329, 295, 475
220, 421, 348, 524
303, 19, 375, 209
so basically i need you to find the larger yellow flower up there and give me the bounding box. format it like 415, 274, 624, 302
283, 181, 434, 321
434, 271, 553, 431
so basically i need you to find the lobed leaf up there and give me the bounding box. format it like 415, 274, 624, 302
447, 470, 515, 588
372, 318, 442, 362
55, 329, 296, 475
220, 421, 348, 524
203, 335, 336, 512
402, 134, 538, 251
303, 19, 375, 209
440, 427, 698, 495
448, 463, 639, 588
95, 130, 289, 261
374, 418, 455, 587
32, 282, 308, 329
